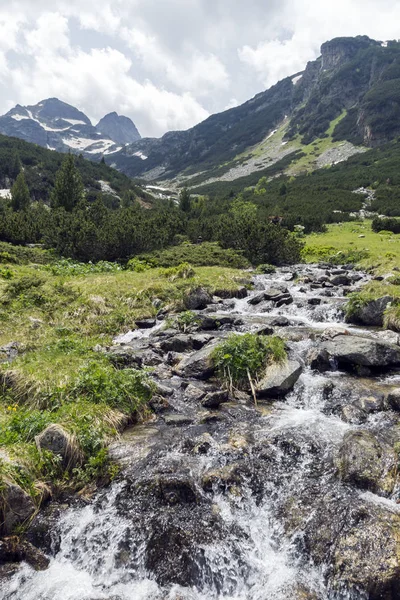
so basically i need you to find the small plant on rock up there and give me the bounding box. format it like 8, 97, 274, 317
212, 333, 286, 404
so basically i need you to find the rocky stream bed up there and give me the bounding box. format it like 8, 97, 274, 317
3, 264, 400, 600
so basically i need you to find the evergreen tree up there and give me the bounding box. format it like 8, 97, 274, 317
11, 172, 30, 211
179, 188, 191, 212
9, 151, 22, 180
121, 189, 136, 208
51, 154, 85, 211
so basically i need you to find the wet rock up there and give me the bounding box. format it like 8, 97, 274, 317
200, 412, 226, 424
346, 296, 394, 327
159, 335, 193, 353
320, 334, 400, 372
202, 462, 249, 492
149, 395, 171, 413
378, 330, 400, 345
339, 404, 368, 424
174, 341, 218, 379
270, 316, 290, 327
353, 395, 385, 413
191, 333, 213, 349
201, 391, 229, 409
275, 294, 294, 308
257, 359, 303, 398
36, 424, 82, 469
254, 325, 274, 336
151, 381, 174, 396
0, 482, 35, 535
166, 351, 184, 366
387, 388, 400, 411
184, 384, 206, 402
141, 350, 165, 367
336, 430, 397, 495
214, 286, 247, 299
144, 511, 225, 588
157, 474, 199, 505
106, 345, 142, 368
184, 287, 213, 310
135, 318, 156, 329
0, 537, 49, 571
308, 348, 331, 372
330, 274, 351, 286
247, 292, 266, 306
308, 298, 322, 306
264, 287, 287, 300
162, 414, 194, 426
25, 505, 65, 555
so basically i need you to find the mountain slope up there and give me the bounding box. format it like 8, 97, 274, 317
108, 36, 400, 186
0, 99, 141, 158
0, 133, 152, 207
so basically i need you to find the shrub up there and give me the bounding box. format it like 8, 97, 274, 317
45, 258, 122, 276
139, 242, 250, 269
255, 264, 276, 275
212, 333, 286, 391
176, 311, 201, 332
126, 258, 152, 272
161, 263, 196, 281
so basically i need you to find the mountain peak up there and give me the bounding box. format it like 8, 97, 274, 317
96, 113, 141, 145
320, 35, 380, 70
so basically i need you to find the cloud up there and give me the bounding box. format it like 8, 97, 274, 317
0, 0, 399, 137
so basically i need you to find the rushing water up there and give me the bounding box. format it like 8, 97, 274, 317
3, 265, 397, 600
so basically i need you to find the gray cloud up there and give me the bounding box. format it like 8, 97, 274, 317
0, 0, 398, 137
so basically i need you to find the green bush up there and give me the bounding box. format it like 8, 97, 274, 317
161, 263, 196, 281
255, 264, 276, 274
140, 242, 250, 269
126, 258, 152, 272
45, 258, 122, 276
212, 333, 286, 390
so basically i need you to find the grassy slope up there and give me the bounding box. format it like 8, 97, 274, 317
304, 219, 400, 328
0, 245, 245, 509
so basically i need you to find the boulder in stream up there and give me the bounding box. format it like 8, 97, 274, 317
345, 296, 393, 327
335, 430, 397, 495
320, 334, 400, 372
184, 287, 213, 310
174, 341, 219, 379
257, 359, 303, 397
0, 482, 35, 535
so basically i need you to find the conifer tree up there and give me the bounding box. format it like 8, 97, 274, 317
51, 154, 85, 211
11, 171, 31, 211
9, 150, 22, 180
179, 187, 191, 212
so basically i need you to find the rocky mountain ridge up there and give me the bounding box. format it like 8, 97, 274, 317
0, 98, 141, 158
107, 35, 400, 187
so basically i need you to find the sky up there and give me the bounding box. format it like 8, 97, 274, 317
0, 0, 399, 138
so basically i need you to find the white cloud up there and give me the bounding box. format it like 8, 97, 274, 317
0, 0, 399, 137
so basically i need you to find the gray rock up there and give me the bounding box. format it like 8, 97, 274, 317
336, 430, 397, 495
275, 294, 294, 308
106, 345, 142, 368
331, 275, 351, 286
162, 414, 194, 426
321, 334, 400, 372
264, 287, 287, 300
184, 384, 206, 402
247, 292, 266, 306
191, 333, 213, 349
308, 298, 321, 306
174, 341, 219, 379
159, 335, 193, 353
135, 319, 156, 329
0, 538, 50, 571
201, 391, 229, 408
36, 424, 81, 469
353, 395, 385, 413
1, 482, 35, 535
257, 359, 303, 397
346, 296, 393, 327
184, 287, 213, 310
214, 286, 247, 299
387, 388, 400, 411
339, 404, 368, 424
308, 348, 331, 372
270, 316, 290, 327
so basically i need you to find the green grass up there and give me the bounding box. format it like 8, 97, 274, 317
0, 243, 246, 517
303, 220, 400, 274
212, 333, 286, 392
